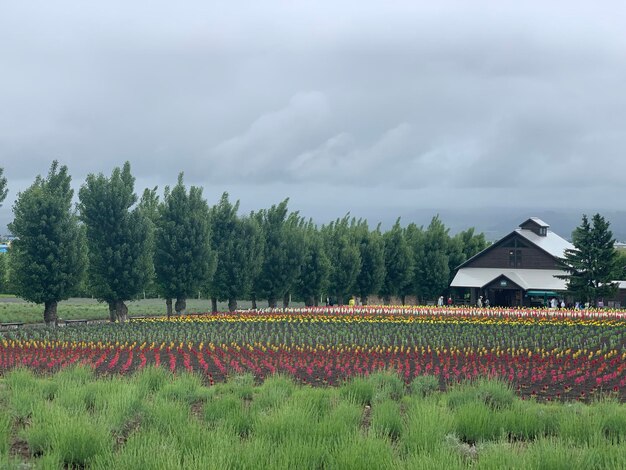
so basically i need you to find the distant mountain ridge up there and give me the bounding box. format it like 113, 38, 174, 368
3, 208, 626, 244
392, 209, 626, 243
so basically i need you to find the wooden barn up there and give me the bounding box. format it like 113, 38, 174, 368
451, 217, 626, 308
451, 217, 574, 307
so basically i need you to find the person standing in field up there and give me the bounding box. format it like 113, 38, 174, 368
438, 296, 444, 307
447, 297, 453, 306
477, 296, 483, 308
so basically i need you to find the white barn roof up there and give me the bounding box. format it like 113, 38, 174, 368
515, 228, 574, 259
451, 268, 567, 291
525, 217, 550, 227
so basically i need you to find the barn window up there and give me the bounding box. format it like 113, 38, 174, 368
509, 249, 522, 267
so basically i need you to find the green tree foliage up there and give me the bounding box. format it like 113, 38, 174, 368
209, 193, 264, 312
138, 186, 160, 300
0, 167, 7, 206
295, 220, 331, 306
322, 215, 361, 305
379, 219, 413, 304
139, 186, 160, 224
558, 214, 622, 303
254, 200, 306, 308
446, 236, 465, 287
457, 227, 488, 261
448, 227, 489, 286
0, 252, 6, 294
405, 223, 426, 302
414, 216, 450, 302
78, 162, 151, 322
154, 174, 216, 315
616, 250, 626, 282
352, 219, 385, 305
281, 212, 307, 308
8, 161, 87, 326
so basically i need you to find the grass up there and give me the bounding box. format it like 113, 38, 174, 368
3, 368, 626, 468
0, 297, 307, 324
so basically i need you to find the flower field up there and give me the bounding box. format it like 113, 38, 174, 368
3, 306, 626, 401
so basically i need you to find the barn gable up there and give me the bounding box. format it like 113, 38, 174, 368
450, 218, 574, 307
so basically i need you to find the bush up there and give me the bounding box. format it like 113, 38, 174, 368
54, 415, 110, 467
204, 394, 254, 437
157, 371, 205, 404
453, 402, 503, 443
447, 378, 514, 411
134, 366, 171, 396
341, 376, 374, 406
253, 374, 295, 412
410, 375, 440, 398
594, 399, 626, 444
329, 434, 397, 469
401, 398, 454, 455
500, 402, 554, 441
367, 370, 405, 403
372, 400, 403, 440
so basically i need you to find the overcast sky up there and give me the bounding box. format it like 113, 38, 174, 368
1, 1, 625, 233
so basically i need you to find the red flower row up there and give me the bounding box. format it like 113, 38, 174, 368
2, 343, 625, 401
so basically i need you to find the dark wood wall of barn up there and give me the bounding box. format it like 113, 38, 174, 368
464, 233, 560, 270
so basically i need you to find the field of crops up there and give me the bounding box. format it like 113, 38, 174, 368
5, 366, 626, 469
3, 306, 626, 401
4, 306, 626, 467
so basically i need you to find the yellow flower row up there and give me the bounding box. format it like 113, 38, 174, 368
4, 339, 624, 361
132, 312, 626, 328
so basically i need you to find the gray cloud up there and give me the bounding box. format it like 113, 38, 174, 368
1, 1, 626, 233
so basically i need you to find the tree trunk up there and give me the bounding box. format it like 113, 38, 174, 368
251, 297, 257, 310
211, 297, 218, 313
108, 301, 117, 322
166, 298, 173, 318
282, 293, 289, 309
116, 300, 128, 323
401, 295, 406, 305
228, 298, 237, 312
175, 297, 187, 315
268, 297, 277, 309
44, 300, 58, 327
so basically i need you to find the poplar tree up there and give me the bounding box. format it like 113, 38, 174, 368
9, 161, 86, 326
0, 167, 8, 293
405, 222, 426, 302
78, 162, 151, 322
154, 174, 215, 315
138, 186, 160, 301
295, 220, 331, 306
448, 227, 489, 290
417, 216, 450, 302
0, 167, 7, 206
352, 219, 385, 305
379, 219, 413, 304
209, 193, 263, 312
322, 215, 361, 305
255, 199, 305, 308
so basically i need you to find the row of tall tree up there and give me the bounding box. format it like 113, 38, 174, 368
1, 162, 489, 325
